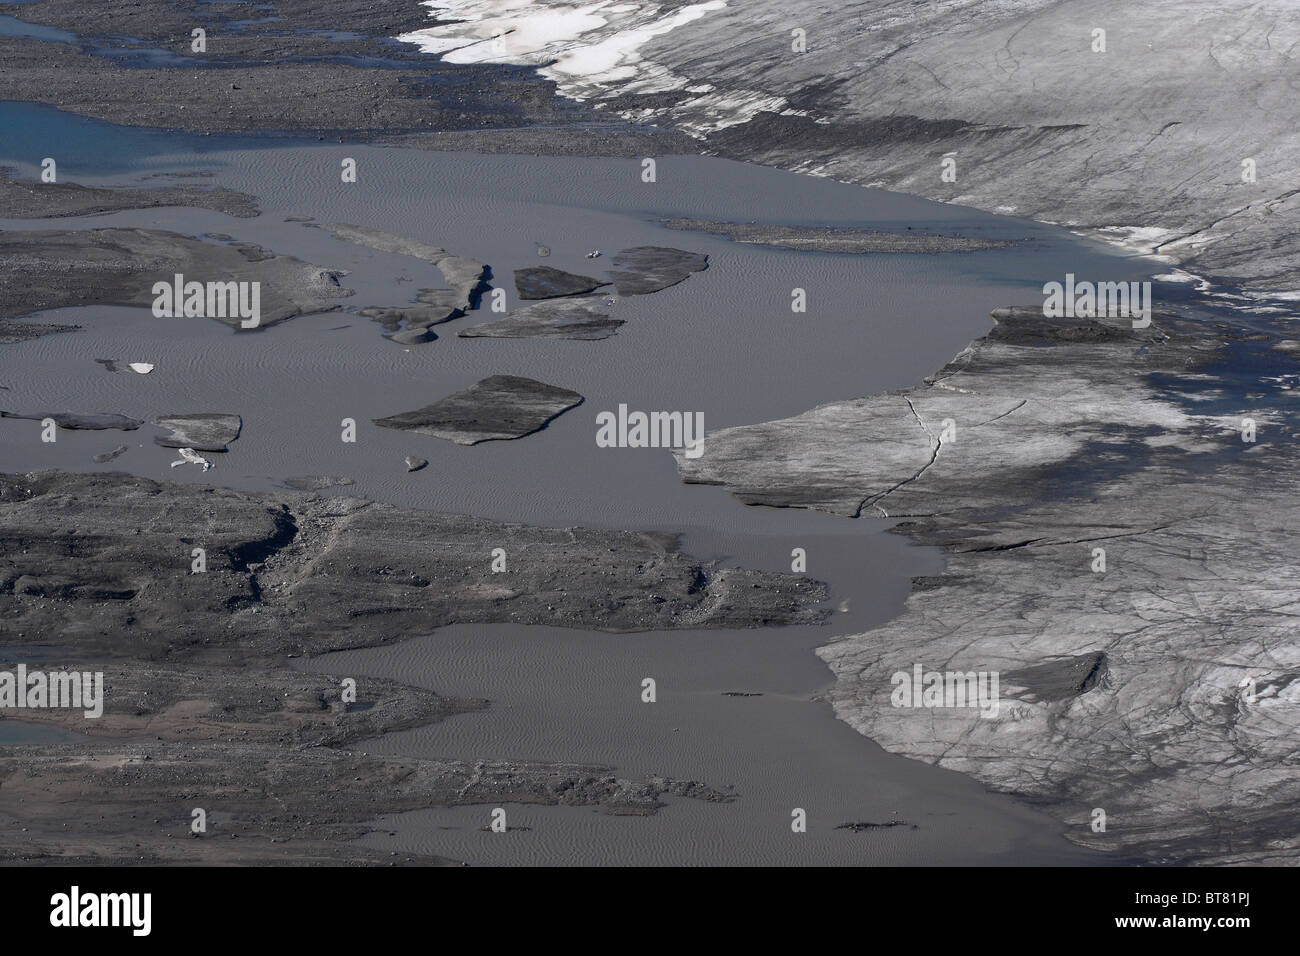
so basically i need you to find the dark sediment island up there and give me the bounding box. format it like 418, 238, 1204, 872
458, 296, 622, 340
0, 470, 823, 864
0, 0, 695, 156
373, 376, 585, 445
0, 228, 350, 328
0, 171, 259, 219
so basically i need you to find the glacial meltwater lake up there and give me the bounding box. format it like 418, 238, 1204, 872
0, 101, 1166, 863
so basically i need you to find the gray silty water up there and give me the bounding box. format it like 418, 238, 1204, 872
0, 113, 1159, 863
0, 139, 1157, 531
294, 526, 1107, 866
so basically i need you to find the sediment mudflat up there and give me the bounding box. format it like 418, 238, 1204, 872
0, 468, 820, 864
373, 375, 585, 445
0, 171, 258, 219
661, 218, 1015, 254
0, 228, 350, 328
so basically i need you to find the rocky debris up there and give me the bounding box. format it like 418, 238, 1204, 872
607, 246, 707, 295
404, 456, 428, 473
536, 244, 551, 257
514, 266, 609, 300
457, 296, 622, 340
0, 410, 141, 431
0, 228, 350, 328
283, 475, 355, 492
660, 218, 1014, 254
0, 470, 829, 663
0, 318, 79, 345
373, 375, 583, 445
676, 302, 1300, 863
1003, 653, 1109, 704
92, 445, 129, 464
152, 413, 242, 452
0, 172, 258, 219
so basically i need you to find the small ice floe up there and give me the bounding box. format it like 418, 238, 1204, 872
95, 359, 155, 374
170, 447, 212, 471
586, 250, 601, 258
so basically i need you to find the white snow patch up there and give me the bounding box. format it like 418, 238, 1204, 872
397, 0, 795, 134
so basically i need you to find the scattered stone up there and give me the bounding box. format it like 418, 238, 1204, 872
404, 456, 428, 473
607, 246, 708, 295
152, 413, 242, 452
514, 266, 609, 300
536, 244, 551, 257
373, 375, 583, 445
